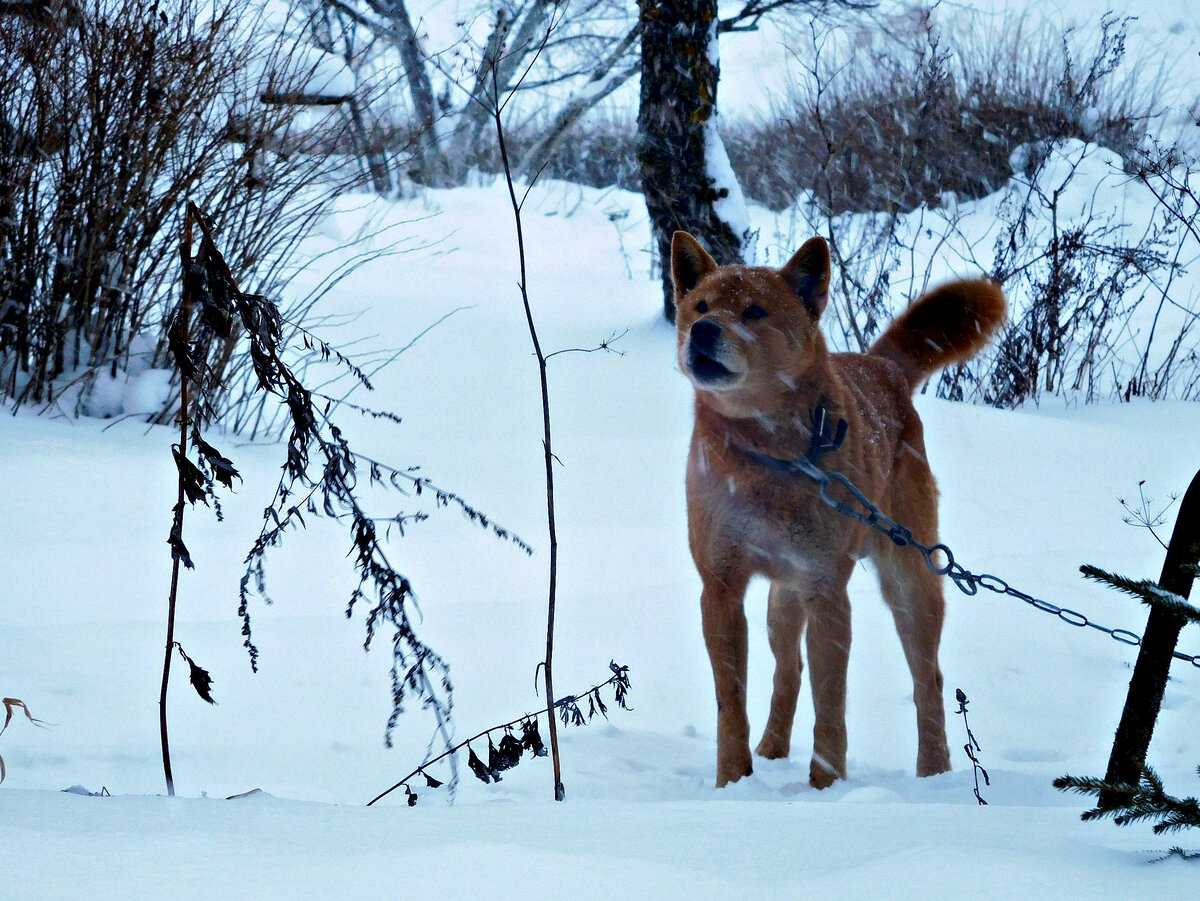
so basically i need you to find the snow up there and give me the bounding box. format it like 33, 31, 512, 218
3, 1, 1200, 897
296, 50, 356, 100
706, 19, 754, 254
0, 790, 1190, 900
3, 175, 1199, 896
255, 40, 355, 101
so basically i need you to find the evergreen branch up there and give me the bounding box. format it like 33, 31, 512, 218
1055, 764, 1200, 834
1151, 847, 1200, 862
1080, 565, 1200, 624
1054, 772, 1132, 798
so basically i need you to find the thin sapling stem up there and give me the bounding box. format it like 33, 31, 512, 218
491, 58, 564, 802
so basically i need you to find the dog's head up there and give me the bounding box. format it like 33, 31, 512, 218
672, 231, 831, 417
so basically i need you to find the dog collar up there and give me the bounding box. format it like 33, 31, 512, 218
741, 401, 848, 475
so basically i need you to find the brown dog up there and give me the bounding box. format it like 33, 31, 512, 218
673, 231, 1006, 789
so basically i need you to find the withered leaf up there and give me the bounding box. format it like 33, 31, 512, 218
496, 732, 523, 771
610, 662, 631, 710
467, 745, 492, 784
590, 689, 608, 720
168, 523, 194, 570
173, 448, 208, 506
486, 736, 504, 781
558, 696, 584, 727
167, 308, 198, 380
520, 717, 547, 757
2, 697, 48, 736
176, 645, 216, 704
192, 434, 241, 489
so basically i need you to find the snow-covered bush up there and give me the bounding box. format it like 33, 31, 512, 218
729, 13, 1199, 404
473, 111, 641, 195
727, 13, 1147, 215
761, 138, 1200, 405
970, 141, 1199, 404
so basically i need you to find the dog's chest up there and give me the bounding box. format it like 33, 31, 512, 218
686, 437, 869, 583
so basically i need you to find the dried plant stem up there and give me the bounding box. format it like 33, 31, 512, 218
159, 209, 195, 798
491, 69, 564, 802
166, 201, 510, 797
954, 688, 989, 805
366, 666, 629, 806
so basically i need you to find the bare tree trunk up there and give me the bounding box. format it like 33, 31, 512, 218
343, 96, 393, 195
444, 1, 558, 180
441, 10, 510, 181
378, 0, 451, 184
355, 0, 451, 185
637, 0, 745, 321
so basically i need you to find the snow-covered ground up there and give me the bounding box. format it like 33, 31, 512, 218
4, 0, 1200, 895
4, 176, 1199, 896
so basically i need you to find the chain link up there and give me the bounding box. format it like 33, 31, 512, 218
747, 448, 1200, 670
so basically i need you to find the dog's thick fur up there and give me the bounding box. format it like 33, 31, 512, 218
673, 231, 1006, 789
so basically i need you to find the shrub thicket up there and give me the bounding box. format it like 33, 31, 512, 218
727, 13, 1148, 214
0, 0, 356, 419
487, 14, 1150, 217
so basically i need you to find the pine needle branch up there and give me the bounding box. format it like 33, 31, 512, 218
1080, 565, 1200, 624
1055, 764, 1200, 834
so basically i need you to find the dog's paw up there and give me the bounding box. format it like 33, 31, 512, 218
715, 750, 754, 787
916, 751, 952, 778
755, 733, 791, 760
809, 756, 843, 790
916, 734, 952, 777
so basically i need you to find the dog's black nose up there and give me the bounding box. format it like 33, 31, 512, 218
689, 319, 721, 356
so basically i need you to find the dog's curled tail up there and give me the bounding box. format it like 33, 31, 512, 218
868, 279, 1007, 392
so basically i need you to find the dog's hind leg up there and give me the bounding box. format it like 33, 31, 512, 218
757, 584, 808, 759
805, 580, 852, 788
700, 569, 754, 787
873, 535, 952, 778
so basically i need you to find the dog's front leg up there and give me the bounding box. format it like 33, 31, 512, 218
757, 584, 808, 759
700, 570, 753, 787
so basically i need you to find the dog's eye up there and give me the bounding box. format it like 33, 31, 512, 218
743, 304, 768, 320
695, 300, 709, 314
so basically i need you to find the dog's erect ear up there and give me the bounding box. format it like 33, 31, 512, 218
780, 236, 831, 317
671, 231, 718, 296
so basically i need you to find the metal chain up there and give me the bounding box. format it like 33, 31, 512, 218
746, 445, 1200, 670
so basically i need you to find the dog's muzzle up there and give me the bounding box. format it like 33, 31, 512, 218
687, 319, 736, 385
